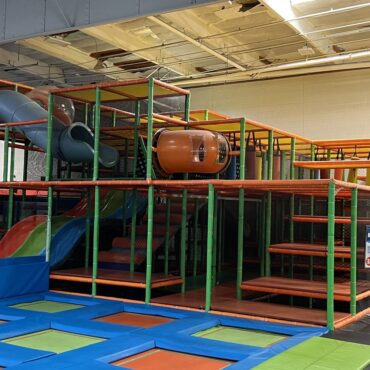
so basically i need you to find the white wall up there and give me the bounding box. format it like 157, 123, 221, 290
189, 69, 370, 140
0, 141, 24, 181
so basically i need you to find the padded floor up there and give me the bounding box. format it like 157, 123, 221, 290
325, 316, 370, 346
10, 300, 84, 313
95, 312, 174, 328
193, 325, 287, 347
253, 337, 370, 370
112, 349, 232, 370
2, 329, 105, 354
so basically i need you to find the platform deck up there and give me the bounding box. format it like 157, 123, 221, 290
50, 268, 183, 289
151, 286, 350, 326
269, 243, 351, 258
240, 277, 370, 301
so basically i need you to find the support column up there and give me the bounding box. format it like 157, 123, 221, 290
327, 182, 335, 330
350, 188, 358, 316
236, 118, 246, 299
265, 130, 273, 276
145, 79, 154, 304
205, 183, 215, 311
45, 93, 54, 262
92, 87, 101, 297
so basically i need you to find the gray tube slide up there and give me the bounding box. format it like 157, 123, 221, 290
0, 90, 118, 167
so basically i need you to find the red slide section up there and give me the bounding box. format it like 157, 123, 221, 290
0, 215, 47, 258
64, 189, 109, 217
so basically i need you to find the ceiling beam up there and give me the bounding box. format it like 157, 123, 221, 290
148, 15, 246, 72
0, 0, 223, 44
259, 0, 332, 56
82, 24, 198, 76
173, 61, 370, 87
18, 37, 137, 81
160, 8, 265, 67
0, 47, 65, 84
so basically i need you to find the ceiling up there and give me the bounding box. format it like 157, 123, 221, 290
1, 0, 370, 88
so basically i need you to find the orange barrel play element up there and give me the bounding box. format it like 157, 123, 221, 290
273, 152, 281, 180
246, 146, 257, 179
153, 129, 231, 176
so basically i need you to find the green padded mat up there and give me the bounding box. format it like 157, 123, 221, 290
193, 325, 287, 347
2, 329, 105, 354
254, 337, 370, 370
10, 300, 84, 313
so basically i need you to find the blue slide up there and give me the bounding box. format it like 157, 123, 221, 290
0, 90, 118, 167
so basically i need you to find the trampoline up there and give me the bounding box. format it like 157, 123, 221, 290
112, 348, 233, 370
193, 325, 287, 347
96, 312, 174, 328
2, 329, 105, 354
253, 337, 370, 370
10, 300, 84, 313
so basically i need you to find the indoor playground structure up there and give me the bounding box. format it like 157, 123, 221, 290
0, 78, 369, 369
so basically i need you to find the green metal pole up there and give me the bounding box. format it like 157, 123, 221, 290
145, 185, 154, 303
236, 118, 246, 299
193, 199, 200, 277
164, 197, 171, 276
84, 189, 91, 268
145, 79, 155, 304
267, 130, 274, 180
350, 188, 358, 316
265, 130, 273, 276
205, 184, 215, 311
327, 182, 335, 330
92, 87, 101, 297
45, 93, 54, 262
